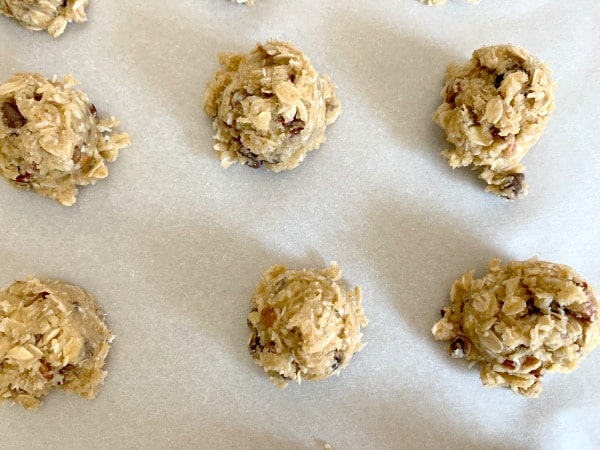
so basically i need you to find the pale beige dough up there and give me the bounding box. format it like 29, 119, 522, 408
0, 0, 88, 37
420, 0, 480, 5
204, 40, 341, 172
433, 44, 556, 199
0, 72, 131, 206
247, 263, 367, 388
432, 258, 600, 397
0, 277, 112, 410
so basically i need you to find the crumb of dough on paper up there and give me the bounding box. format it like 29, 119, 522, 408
420, 0, 480, 5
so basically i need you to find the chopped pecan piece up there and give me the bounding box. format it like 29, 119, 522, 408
2, 100, 27, 128
260, 307, 277, 327
38, 359, 54, 381
23, 291, 50, 307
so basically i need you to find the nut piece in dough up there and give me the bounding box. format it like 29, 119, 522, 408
247, 263, 367, 388
432, 258, 600, 397
0, 72, 131, 206
0, 0, 88, 37
230, 0, 255, 4
419, 0, 480, 5
433, 45, 556, 199
0, 278, 112, 410
204, 40, 341, 172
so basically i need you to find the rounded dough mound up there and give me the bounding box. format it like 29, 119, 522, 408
0, 72, 131, 206
432, 258, 600, 397
0, 0, 88, 37
433, 44, 556, 199
204, 40, 341, 172
247, 263, 367, 388
0, 278, 112, 410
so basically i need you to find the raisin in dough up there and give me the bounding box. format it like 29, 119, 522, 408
0, 278, 112, 410
433, 45, 556, 199
204, 40, 341, 171
0, 0, 88, 37
0, 73, 131, 206
247, 263, 367, 388
432, 258, 600, 397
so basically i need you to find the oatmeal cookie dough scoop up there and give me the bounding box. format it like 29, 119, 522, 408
432, 258, 600, 397
247, 263, 367, 388
433, 45, 556, 199
0, 278, 112, 410
0, 0, 88, 37
204, 40, 341, 171
0, 72, 131, 205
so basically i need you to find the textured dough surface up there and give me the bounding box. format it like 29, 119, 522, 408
432, 258, 600, 397
0, 0, 88, 37
0, 72, 131, 205
0, 278, 112, 410
204, 40, 341, 172
433, 44, 555, 199
248, 263, 367, 388
420, 0, 480, 5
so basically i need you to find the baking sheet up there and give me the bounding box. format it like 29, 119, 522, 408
1, 1, 599, 448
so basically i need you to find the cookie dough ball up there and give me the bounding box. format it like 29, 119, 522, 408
204, 40, 341, 172
433, 45, 556, 199
247, 263, 367, 388
420, 0, 480, 5
0, 0, 88, 37
0, 72, 131, 206
0, 278, 112, 410
432, 258, 600, 397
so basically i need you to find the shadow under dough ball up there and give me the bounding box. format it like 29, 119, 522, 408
204, 40, 341, 172
0, 278, 112, 410
433, 44, 556, 199
0, 0, 88, 37
0, 72, 131, 205
247, 263, 367, 388
432, 258, 600, 397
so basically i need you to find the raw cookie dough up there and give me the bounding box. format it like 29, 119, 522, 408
433, 44, 556, 199
247, 263, 367, 388
0, 72, 131, 206
230, 0, 255, 4
432, 258, 600, 397
204, 40, 341, 171
0, 278, 112, 410
0, 0, 88, 37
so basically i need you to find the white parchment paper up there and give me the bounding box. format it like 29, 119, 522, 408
1, 1, 599, 448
